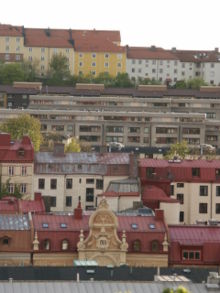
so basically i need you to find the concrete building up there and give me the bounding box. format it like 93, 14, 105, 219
0, 133, 34, 199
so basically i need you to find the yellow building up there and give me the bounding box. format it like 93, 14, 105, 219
0, 24, 126, 77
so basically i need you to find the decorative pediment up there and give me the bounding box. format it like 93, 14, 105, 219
77, 197, 128, 266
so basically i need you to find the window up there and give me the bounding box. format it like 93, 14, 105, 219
38, 178, 45, 189
21, 166, 27, 176
79, 61, 83, 67
5, 54, 10, 60
79, 53, 84, 58
50, 196, 56, 207
8, 166, 14, 176
152, 69, 156, 73
179, 211, 184, 222
15, 54, 20, 60
151, 240, 159, 252
29, 47, 32, 52
104, 62, 109, 67
216, 186, 220, 196
200, 186, 208, 196
133, 240, 141, 252
92, 53, 96, 58
8, 183, 14, 194
50, 179, 57, 189
5, 45, 9, 51
86, 188, 94, 202
146, 167, 155, 178
41, 48, 45, 52
170, 185, 174, 196
199, 203, 207, 214
177, 183, 184, 188
43, 239, 50, 250
117, 62, 121, 67
2, 237, 9, 245
192, 168, 200, 177
216, 204, 220, 214
104, 53, 109, 58
66, 196, 72, 207
20, 184, 27, 194
177, 194, 184, 204
117, 54, 122, 59
96, 179, 103, 189
86, 178, 94, 184
66, 178, 72, 189
182, 250, 201, 260
61, 239, 69, 250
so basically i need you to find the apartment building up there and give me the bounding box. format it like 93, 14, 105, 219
0, 133, 34, 199
139, 158, 220, 224
0, 24, 126, 77
0, 107, 206, 149
34, 144, 136, 211
126, 46, 220, 85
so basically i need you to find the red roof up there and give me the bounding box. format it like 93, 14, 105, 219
0, 134, 34, 163
0, 24, 23, 36
171, 49, 219, 63
142, 185, 178, 203
0, 195, 45, 214
169, 225, 220, 244
127, 46, 178, 60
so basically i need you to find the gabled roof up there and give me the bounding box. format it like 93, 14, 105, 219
171, 49, 220, 63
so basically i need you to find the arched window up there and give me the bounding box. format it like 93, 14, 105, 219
151, 240, 159, 252
2, 236, 10, 245
61, 239, 69, 251
133, 239, 141, 252
43, 239, 50, 250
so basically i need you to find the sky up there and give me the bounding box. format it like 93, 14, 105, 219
1, 0, 220, 50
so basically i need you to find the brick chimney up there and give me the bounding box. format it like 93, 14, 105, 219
34, 192, 42, 201
0, 133, 11, 146
74, 197, 82, 219
155, 209, 164, 221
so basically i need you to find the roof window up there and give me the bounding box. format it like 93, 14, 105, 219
60, 223, 67, 228
149, 224, 156, 230
42, 223, 49, 228
131, 223, 138, 230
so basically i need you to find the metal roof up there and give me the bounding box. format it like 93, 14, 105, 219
0, 281, 211, 293
0, 214, 30, 230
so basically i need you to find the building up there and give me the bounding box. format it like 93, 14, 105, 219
0, 24, 126, 77
126, 46, 220, 85
0, 133, 34, 199
169, 225, 220, 267
139, 158, 220, 225
34, 145, 137, 211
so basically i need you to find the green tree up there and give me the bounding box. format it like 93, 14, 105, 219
163, 286, 190, 293
0, 62, 26, 84
174, 80, 187, 89
65, 138, 81, 152
186, 77, 207, 89
0, 114, 42, 151
0, 179, 22, 199
48, 53, 71, 85
113, 73, 134, 88
165, 140, 189, 159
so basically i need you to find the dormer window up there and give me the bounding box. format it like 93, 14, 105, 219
18, 148, 25, 157
1, 236, 10, 245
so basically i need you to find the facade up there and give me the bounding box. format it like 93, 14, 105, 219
126, 46, 220, 85
0, 24, 125, 77
139, 158, 220, 225
34, 145, 137, 211
0, 133, 34, 199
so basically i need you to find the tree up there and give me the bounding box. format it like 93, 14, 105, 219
0, 114, 43, 151
165, 140, 189, 159
186, 77, 207, 89
113, 73, 134, 88
0, 62, 26, 84
65, 138, 81, 152
163, 286, 190, 293
0, 179, 22, 199
48, 53, 71, 85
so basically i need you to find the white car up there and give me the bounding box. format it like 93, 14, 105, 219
107, 142, 125, 150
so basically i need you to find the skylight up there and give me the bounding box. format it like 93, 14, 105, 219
131, 223, 138, 229
60, 223, 67, 228
149, 224, 156, 230
42, 223, 49, 228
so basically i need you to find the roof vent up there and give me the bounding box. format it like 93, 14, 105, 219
208, 219, 219, 226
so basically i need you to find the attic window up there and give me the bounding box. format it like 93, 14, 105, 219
60, 223, 67, 228
2, 237, 10, 245
18, 148, 25, 157
149, 224, 156, 230
42, 223, 49, 228
131, 223, 138, 230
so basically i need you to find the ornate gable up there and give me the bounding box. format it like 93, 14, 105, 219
77, 197, 128, 266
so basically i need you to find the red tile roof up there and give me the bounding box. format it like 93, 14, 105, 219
127, 46, 178, 60
0, 24, 23, 36
0, 134, 34, 163
0, 195, 45, 214
171, 49, 220, 63
169, 225, 220, 244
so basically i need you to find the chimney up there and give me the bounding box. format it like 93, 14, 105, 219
74, 197, 82, 219
53, 143, 65, 157
129, 152, 138, 177
0, 133, 11, 146
172, 47, 176, 52
155, 209, 164, 221
215, 47, 219, 52
21, 135, 32, 145
34, 192, 42, 201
